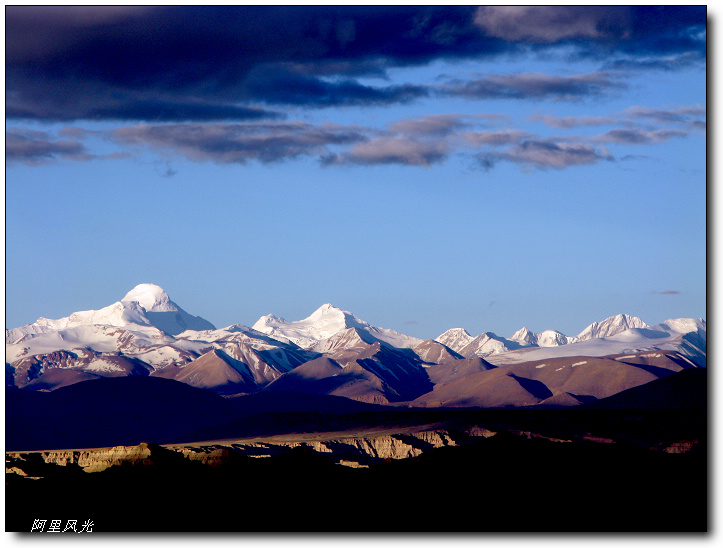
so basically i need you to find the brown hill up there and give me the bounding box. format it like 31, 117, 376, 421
10, 350, 151, 389
413, 351, 695, 408
412, 339, 463, 364
581, 367, 706, 410
264, 356, 397, 404
265, 330, 434, 403
423, 356, 496, 386
154, 349, 258, 395
19, 368, 105, 391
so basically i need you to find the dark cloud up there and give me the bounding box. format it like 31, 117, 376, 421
443, 72, 624, 101
530, 114, 621, 129
531, 104, 706, 130
12, 97, 703, 171
5, 6, 705, 123
6, 92, 283, 123
474, 6, 634, 43
49, 103, 698, 171
652, 290, 681, 295
6, 128, 132, 165
388, 113, 503, 137
6, 128, 89, 164
5, 6, 492, 122
474, 6, 706, 61
614, 7, 706, 58
477, 156, 498, 171
620, 154, 652, 162
594, 128, 688, 144
388, 114, 472, 137
242, 66, 429, 107
318, 114, 503, 167
154, 161, 178, 178
481, 138, 612, 170
621, 105, 706, 125
603, 51, 705, 72
323, 136, 449, 167
463, 129, 534, 146
113, 121, 367, 164
531, 105, 707, 139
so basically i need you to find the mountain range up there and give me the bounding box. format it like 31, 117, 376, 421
6, 283, 706, 408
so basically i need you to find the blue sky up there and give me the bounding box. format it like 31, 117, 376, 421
4, 5, 707, 339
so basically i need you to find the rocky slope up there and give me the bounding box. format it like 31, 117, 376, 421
6, 427, 493, 474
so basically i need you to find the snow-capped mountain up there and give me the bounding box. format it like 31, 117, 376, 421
435, 328, 474, 353
252, 303, 423, 350
119, 283, 216, 335
458, 332, 522, 359
434, 314, 651, 359
488, 318, 706, 367
5, 284, 315, 393
509, 327, 537, 347
509, 327, 576, 347
445, 326, 572, 359
575, 313, 648, 341
5, 286, 706, 408
6, 283, 215, 340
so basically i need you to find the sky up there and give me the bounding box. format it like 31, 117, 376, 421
4, 5, 708, 340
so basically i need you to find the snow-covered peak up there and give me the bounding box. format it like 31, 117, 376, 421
122, 283, 177, 312
656, 317, 706, 335
252, 304, 421, 350
117, 283, 215, 335
435, 328, 474, 353
252, 304, 366, 343
305, 303, 371, 329
510, 327, 536, 346
509, 327, 573, 347
9, 283, 214, 340
253, 313, 281, 328
23, 300, 153, 333
308, 303, 340, 318
459, 331, 520, 358
537, 329, 574, 347
576, 314, 648, 341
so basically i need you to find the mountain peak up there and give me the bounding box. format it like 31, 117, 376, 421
440, 327, 471, 337
308, 303, 343, 318
122, 283, 176, 312
576, 313, 648, 341
250, 304, 422, 351
510, 326, 537, 346
304, 303, 371, 330
119, 283, 215, 335
434, 328, 474, 353
510, 326, 533, 337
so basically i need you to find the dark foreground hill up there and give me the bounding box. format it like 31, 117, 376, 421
6, 368, 707, 451
6, 376, 232, 451
580, 367, 707, 410
6, 369, 708, 532
5, 376, 385, 451
6, 427, 706, 532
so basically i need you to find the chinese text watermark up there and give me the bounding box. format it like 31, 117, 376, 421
31, 519, 94, 533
